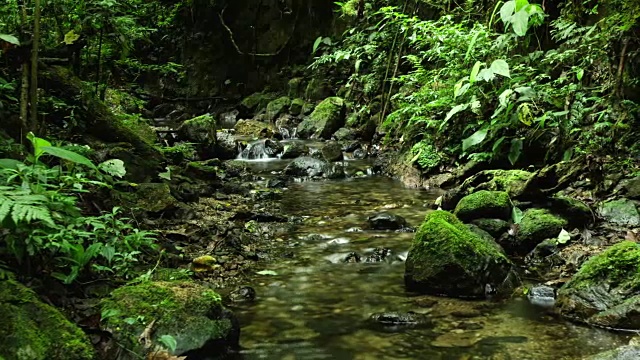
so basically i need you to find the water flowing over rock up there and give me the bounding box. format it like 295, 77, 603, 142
556, 241, 640, 330
586, 345, 640, 360
405, 210, 513, 298
239, 139, 284, 160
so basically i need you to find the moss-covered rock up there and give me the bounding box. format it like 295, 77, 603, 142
556, 241, 640, 330
297, 97, 346, 139
471, 218, 510, 238
625, 176, 640, 200
0, 278, 94, 360
186, 160, 219, 181
506, 209, 568, 255
289, 98, 305, 116
288, 78, 304, 98
234, 119, 274, 139
404, 210, 513, 298
101, 281, 239, 358
281, 142, 310, 159
598, 198, 640, 227
265, 96, 291, 122
301, 102, 316, 115
304, 78, 331, 101
178, 114, 216, 144
239, 92, 277, 117
548, 195, 593, 226
134, 183, 179, 212
320, 141, 343, 162
454, 190, 511, 222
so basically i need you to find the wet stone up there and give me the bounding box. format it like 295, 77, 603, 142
364, 247, 392, 263
229, 286, 257, 303
526, 285, 556, 308
367, 212, 408, 230
344, 252, 362, 263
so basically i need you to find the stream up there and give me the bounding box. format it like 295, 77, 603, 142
227, 141, 630, 360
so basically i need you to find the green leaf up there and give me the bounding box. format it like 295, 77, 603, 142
101, 308, 121, 320
508, 138, 523, 165
462, 128, 488, 152
0, 158, 23, 169
499, 89, 514, 107
492, 136, 506, 153
158, 334, 177, 352
490, 59, 510, 78
40, 146, 97, 169
454, 80, 470, 98
557, 229, 571, 244
576, 68, 584, 81
312, 37, 323, 54
256, 270, 278, 276
469, 61, 483, 84
63, 30, 80, 45
477, 68, 495, 82
0, 34, 20, 45
515, 0, 529, 12
98, 159, 126, 178
512, 207, 524, 224
444, 103, 469, 123
159, 166, 171, 181
27, 132, 51, 159
500, 1, 516, 24
512, 9, 530, 36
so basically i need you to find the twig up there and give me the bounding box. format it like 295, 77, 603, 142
616, 38, 629, 97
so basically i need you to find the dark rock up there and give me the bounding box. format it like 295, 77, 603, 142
240, 139, 283, 159
186, 160, 220, 181
454, 190, 511, 222
288, 78, 304, 98
283, 156, 344, 178
526, 285, 556, 308
405, 211, 513, 298
353, 148, 367, 159
344, 141, 361, 152
556, 241, 640, 330
367, 212, 408, 230
332, 127, 358, 141
624, 176, 640, 200
297, 97, 346, 139
321, 141, 344, 162
548, 195, 593, 226
289, 98, 305, 116
265, 96, 291, 122
177, 114, 217, 158
229, 286, 256, 303
364, 248, 392, 262
215, 131, 239, 160
305, 78, 331, 101
239, 92, 277, 117
598, 198, 640, 227
471, 218, 510, 238
586, 345, 640, 360
281, 142, 310, 159
344, 252, 362, 263
133, 183, 179, 212
267, 177, 289, 188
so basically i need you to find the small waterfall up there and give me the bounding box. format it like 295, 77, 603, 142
238, 139, 283, 160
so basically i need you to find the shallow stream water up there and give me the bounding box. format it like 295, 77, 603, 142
229, 156, 630, 360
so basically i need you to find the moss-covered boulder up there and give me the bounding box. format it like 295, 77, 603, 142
304, 78, 331, 101
442, 169, 534, 211
134, 183, 179, 212
556, 241, 640, 330
101, 281, 239, 358
177, 114, 217, 159
297, 97, 346, 139
265, 96, 291, 122
453, 190, 511, 222
239, 92, 277, 117
624, 176, 640, 200
332, 127, 358, 141
283, 156, 344, 179
404, 210, 513, 298
320, 141, 343, 162
471, 218, 510, 238
186, 160, 219, 181
234, 119, 274, 139
505, 209, 568, 255
289, 98, 305, 116
288, 78, 304, 98
281, 142, 310, 159
598, 198, 640, 227
0, 278, 94, 360
548, 195, 593, 226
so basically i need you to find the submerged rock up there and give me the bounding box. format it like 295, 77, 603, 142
454, 190, 511, 222
0, 278, 95, 360
556, 241, 640, 330
598, 198, 640, 227
101, 281, 239, 358
229, 286, 256, 303
586, 345, 640, 360
321, 141, 344, 162
297, 97, 346, 139
283, 156, 344, 178
405, 210, 513, 298
368, 312, 431, 329
367, 212, 408, 230
526, 285, 556, 308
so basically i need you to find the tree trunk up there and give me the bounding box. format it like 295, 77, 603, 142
18, 0, 29, 131
29, 0, 42, 130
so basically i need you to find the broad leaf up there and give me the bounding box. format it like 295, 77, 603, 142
576, 68, 584, 81
0, 158, 23, 169
508, 138, 523, 165
490, 59, 511, 78
512, 207, 524, 224
27, 132, 51, 159
99, 159, 126, 178
557, 229, 571, 244
444, 103, 469, 123
158, 334, 178, 352
514, 86, 536, 100
63, 30, 80, 45
512, 9, 530, 36
454, 81, 470, 98
0, 34, 20, 45
500, 1, 516, 24
462, 128, 488, 152
312, 37, 323, 54
499, 89, 514, 107
477, 68, 495, 82
41, 146, 97, 169
515, 0, 529, 12
470, 61, 482, 83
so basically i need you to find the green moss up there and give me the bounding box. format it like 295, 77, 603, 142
471, 218, 510, 237
180, 114, 217, 144
407, 211, 509, 286
234, 119, 274, 138
566, 241, 640, 292
297, 97, 346, 139
289, 98, 305, 116
454, 190, 511, 222
241, 92, 277, 114
101, 281, 233, 356
406, 140, 443, 173
132, 183, 178, 212
485, 169, 534, 197
265, 96, 291, 122
115, 113, 157, 145
0, 279, 94, 360
518, 209, 567, 240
